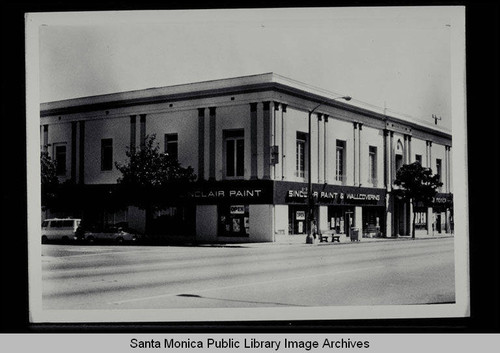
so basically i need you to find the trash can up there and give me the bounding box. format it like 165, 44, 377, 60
350, 227, 359, 242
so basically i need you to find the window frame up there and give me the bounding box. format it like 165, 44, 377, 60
335, 140, 346, 183
54, 144, 67, 176
368, 145, 377, 186
223, 129, 245, 179
164, 133, 179, 160
101, 138, 113, 171
295, 131, 308, 179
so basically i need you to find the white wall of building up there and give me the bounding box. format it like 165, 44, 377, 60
327, 117, 355, 185
85, 116, 129, 184
274, 204, 289, 237
282, 106, 309, 182
432, 143, 447, 192
216, 104, 252, 180
47, 122, 72, 182
360, 125, 385, 188
146, 109, 199, 174
249, 204, 274, 242
412, 137, 427, 166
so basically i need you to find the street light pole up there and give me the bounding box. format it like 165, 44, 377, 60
306, 96, 351, 244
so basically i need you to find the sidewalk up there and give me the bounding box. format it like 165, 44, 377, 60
228, 233, 455, 248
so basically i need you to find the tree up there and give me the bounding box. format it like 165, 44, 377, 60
115, 134, 196, 234
393, 162, 443, 238
41, 150, 59, 186
41, 151, 59, 209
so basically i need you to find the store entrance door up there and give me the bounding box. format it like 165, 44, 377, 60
395, 199, 409, 236
289, 206, 308, 235
436, 213, 442, 234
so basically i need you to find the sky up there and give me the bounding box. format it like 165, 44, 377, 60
36, 7, 464, 131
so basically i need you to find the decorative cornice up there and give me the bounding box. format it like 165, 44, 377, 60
41, 76, 451, 141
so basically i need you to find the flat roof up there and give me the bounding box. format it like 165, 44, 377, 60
40, 72, 451, 137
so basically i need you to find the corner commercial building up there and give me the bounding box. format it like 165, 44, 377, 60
40, 73, 453, 243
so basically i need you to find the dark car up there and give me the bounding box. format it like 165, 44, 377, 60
75, 223, 141, 244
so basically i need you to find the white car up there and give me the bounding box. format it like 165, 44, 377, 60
42, 218, 81, 243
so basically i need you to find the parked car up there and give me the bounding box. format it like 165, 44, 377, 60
42, 218, 81, 243
75, 224, 140, 244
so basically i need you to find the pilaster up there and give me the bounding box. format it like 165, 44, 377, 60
209, 107, 216, 180
197, 108, 205, 181
318, 113, 324, 184
263, 101, 271, 180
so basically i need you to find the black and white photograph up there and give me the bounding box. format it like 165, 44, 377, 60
25, 7, 469, 324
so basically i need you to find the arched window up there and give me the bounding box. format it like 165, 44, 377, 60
395, 139, 404, 172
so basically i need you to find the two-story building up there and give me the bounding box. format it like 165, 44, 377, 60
40, 73, 453, 243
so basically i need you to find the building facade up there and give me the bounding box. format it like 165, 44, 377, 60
40, 73, 453, 243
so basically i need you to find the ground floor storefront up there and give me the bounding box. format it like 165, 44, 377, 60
41, 182, 453, 243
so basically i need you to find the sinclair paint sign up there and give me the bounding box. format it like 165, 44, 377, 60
185, 180, 273, 204
276, 181, 386, 206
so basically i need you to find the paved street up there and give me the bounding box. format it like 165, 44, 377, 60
41, 237, 455, 310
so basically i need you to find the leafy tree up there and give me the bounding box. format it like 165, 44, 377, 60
115, 134, 196, 234
41, 150, 59, 209
41, 150, 59, 186
393, 162, 443, 238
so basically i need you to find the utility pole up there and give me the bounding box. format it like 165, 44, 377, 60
306, 96, 351, 244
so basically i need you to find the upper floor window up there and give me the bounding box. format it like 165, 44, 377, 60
224, 130, 244, 178
415, 154, 422, 165
368, 146, 377, 186
335, 140, 346, 182
296, 132, 307, 178
55, 145, 66, 176
101, 138, 113, 171
164, 133, 178, 160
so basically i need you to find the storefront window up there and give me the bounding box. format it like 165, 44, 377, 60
414, 210, 427, 230
328, 206, 353, 235
362, 207, 384, 237
150, 206, 196, 236
219, 204, 249, 237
